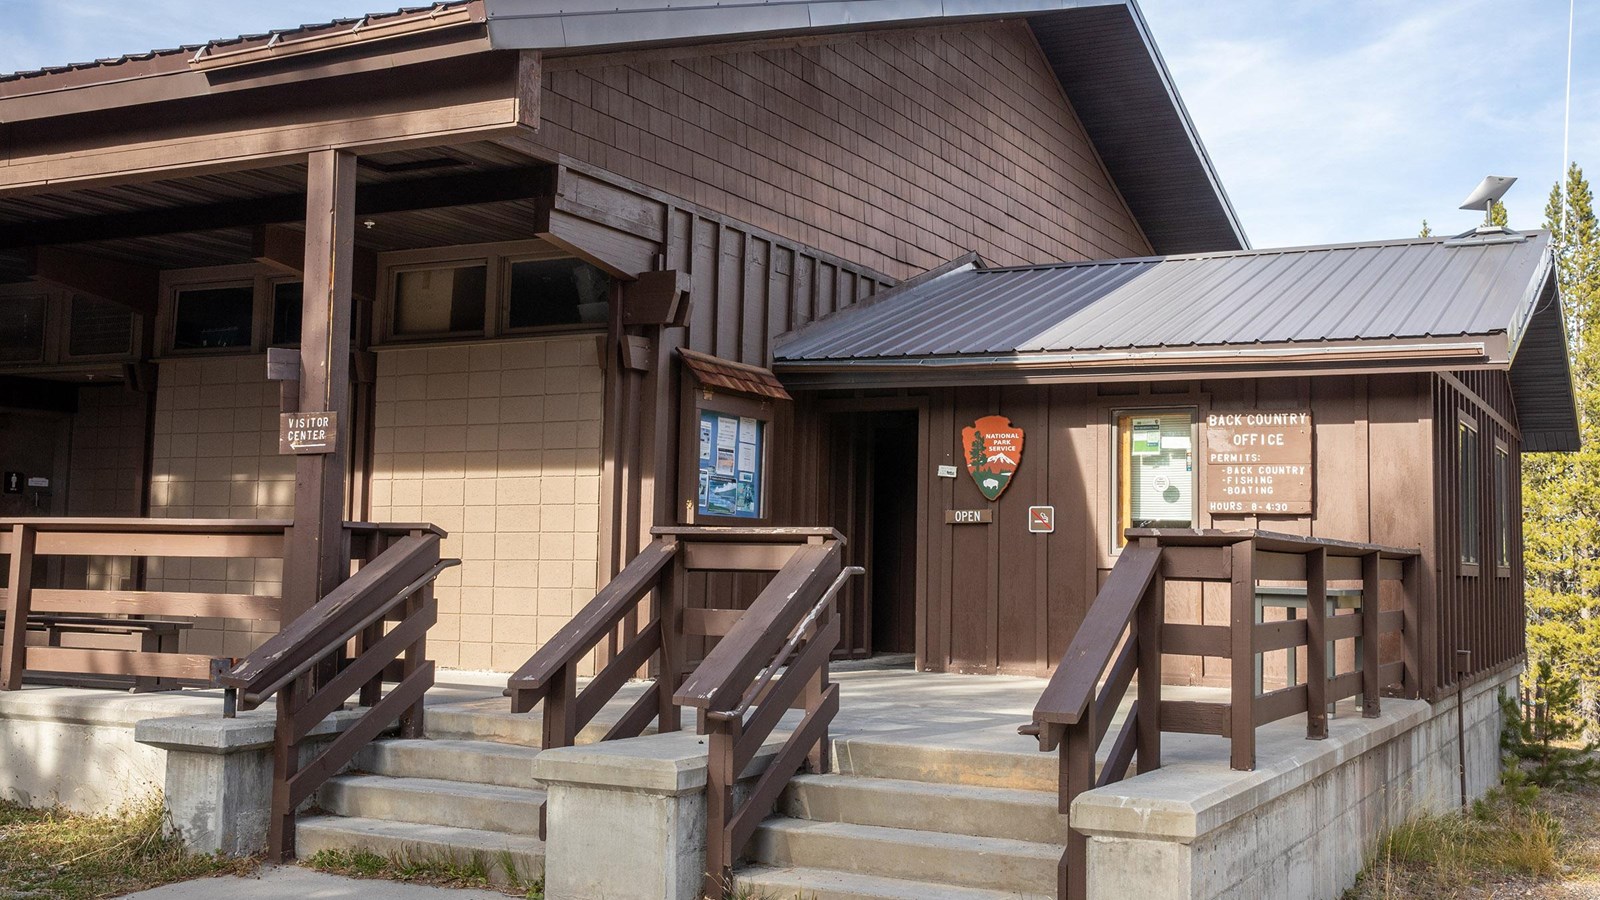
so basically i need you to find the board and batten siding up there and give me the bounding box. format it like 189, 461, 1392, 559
822, 374, 1439, 677
537, 19, 1151, 280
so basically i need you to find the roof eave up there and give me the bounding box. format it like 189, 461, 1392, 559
775, 335, 1508, 389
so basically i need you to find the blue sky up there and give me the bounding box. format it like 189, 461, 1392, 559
0, 0, 1593, 249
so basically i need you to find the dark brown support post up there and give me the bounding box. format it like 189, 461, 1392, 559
1, 524, 37, 690
656, 553, 685, 734
282, 148, 358, 627
1135, 537, 1163, 771
1361, 551, 1382, 718
268, 676, 305, 860
1401, 554, 1421, 699
1229, 540, 1256, 770
1063, 696, 1097, 900
399, 528, 430, 739
704, 721, 739, 900
1305, 547, 1329, 739
543, 662, 578, 749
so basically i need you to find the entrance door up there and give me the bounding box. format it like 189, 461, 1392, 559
0, 408, 70, 587
825, 408, 920, 659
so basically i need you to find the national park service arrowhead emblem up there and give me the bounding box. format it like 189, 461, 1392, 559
961, 415, 1024, 501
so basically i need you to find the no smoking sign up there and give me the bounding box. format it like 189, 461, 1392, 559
1028, 505, 1055, 534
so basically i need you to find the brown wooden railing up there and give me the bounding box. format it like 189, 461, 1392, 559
1028, 529, 1418, 900
674, 534, 849, 900
506, 525, 846, 854
0, 517, 294, 690
219, 524, 456, 860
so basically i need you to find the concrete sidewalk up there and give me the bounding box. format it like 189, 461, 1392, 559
119, 866, 512, 899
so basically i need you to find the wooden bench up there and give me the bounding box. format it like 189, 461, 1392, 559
1, 612, 196, 692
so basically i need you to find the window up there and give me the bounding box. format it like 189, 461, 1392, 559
68, 295, 134, 358
507, 258, 611, 329
1458, 415, 1480, 567
1116, 410, 1196, 545
1494, 441, 1511, 572
0, 295, 47, 364
271, 281, 303, 346
172, 285, 254, 350
392, 264, 486, 337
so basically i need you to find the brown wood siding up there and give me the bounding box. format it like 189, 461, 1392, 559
1433, 369, 1525, 695
537, 20, 1151, 280
802, 375, 1440, 676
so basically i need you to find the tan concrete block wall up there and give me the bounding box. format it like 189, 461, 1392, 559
145, 356, 290, 658
63, 385, 147, 590
368, 336, 605, 673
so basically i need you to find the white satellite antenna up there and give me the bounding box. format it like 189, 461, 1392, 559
1459, 176, 1516, 228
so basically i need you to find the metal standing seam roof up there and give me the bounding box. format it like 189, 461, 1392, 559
775, 232, 1553, 359
774, 230, 1580, 450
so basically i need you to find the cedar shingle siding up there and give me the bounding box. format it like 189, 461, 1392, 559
539, 21, 1150, 279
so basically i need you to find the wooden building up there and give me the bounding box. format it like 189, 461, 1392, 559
0, 0, 1244, 674
0, 3, 1582, 897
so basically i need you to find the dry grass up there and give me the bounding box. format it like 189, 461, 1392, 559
302, 846, 543, 898
0, 795, 254, 899
1350, 782, 1600, 899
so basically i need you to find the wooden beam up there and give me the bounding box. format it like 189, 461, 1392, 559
282, 149, 357, 625
0, 167, 555, 250
252, 224, 378, 302
26, 248, 157, 317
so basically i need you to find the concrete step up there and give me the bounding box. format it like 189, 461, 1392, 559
425, 683, 657, 748
735, 865, 1054, 900
354, 739, 544, 790
317, 774, 545, 835
782, 774, 1068, 844
831, 734, 1060, 792
296, 815, 544, 886
751, 818, 1061, 895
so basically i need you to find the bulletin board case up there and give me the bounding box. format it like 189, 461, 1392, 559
674, 349, 787, 526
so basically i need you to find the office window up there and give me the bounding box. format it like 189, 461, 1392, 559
392, 264, 486, 337
1459, 416, 1480, 567
68, 295, 134, 358
271, 282, 303, 346
0, 295, 47, 364
1494, 442, 1511, 571
507, 258, 611, 329
1116, 411, 1195, 545
172, 285, 253, 350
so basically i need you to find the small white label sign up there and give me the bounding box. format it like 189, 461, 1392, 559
937, 464, 958, 478
26, 477, 49, 489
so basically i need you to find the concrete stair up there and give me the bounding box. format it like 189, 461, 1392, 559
295, 734, 547, 884
735, 741, 1065, 899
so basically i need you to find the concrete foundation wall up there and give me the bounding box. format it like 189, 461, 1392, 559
1077, 667, 1517, 900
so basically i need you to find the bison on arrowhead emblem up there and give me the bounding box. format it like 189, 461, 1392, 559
961, 415, 1024, 501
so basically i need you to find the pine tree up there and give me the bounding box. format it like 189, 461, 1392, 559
1490, 198, 1509, 227
969, 432, 987, 471
1420, 219, 1434, 238
1523, 163, 1600, 734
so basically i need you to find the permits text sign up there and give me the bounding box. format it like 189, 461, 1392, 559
1204, 410, 1312, 515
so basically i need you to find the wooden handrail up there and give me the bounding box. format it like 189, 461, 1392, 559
505, 526, 848, 849
680, 537, 849, 900
507, 538, 678, 703
1033, 545, 1160, 729
218, 528, 457, 860
675, 541, 844, 711
1032, 529, 1419, 900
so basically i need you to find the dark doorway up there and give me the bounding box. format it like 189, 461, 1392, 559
868, 411, 918, 654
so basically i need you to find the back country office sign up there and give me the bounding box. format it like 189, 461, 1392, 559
1204, 410, 1313, 515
